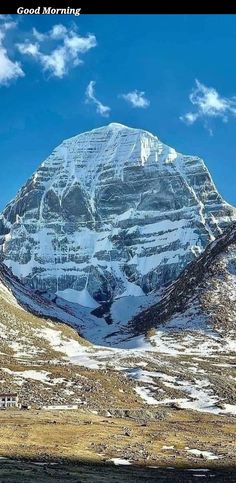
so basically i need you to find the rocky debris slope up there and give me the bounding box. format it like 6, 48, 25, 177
0, 260, 140, 409
0, 123, 234, 308
131, 221, 236, 335
0, 257, 235, 416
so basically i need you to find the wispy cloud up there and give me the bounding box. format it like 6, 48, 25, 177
180, 79, 236, 132
121, 89, 150, 108
85, 81, 110, 117
17, 24, 97, 78
0, 17, 24, 86
32, 27, 47, 42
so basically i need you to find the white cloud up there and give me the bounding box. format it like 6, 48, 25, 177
0, 15, 12, 20
33, 25, 67, 42
64, 33, 96, 55
17, 24, 97, 78
17, 40, 68, 78
180, 79, 236, 130
40, 47, 69, 78
32, 27, 47, 42
85, 81, 110, 117
180, 111, 199, 125
50, 24, 67, 40
0, 47, 24, 85
0, 17, 24, 86
121, 89, 150, 108
2, 20, 17, 31
17, 42, 39, 56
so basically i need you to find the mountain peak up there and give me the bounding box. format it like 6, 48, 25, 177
107, 122, 129, 129
67, 122, 150, 142
0, 125, 235, 309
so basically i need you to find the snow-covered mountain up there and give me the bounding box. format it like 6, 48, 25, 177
0, 123, 235, 308
131, 220, 236, 339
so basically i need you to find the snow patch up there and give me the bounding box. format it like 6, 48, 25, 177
57, 288, 99, 309
109, 458, 132, 466
135, 386, 158, 405
2, 368, 50, 383
185, 449, 219, 460
39, 327, 100, 369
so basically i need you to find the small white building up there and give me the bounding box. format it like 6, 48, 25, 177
0, 393, 18, 409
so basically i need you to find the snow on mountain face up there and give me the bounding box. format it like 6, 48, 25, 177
0, 123, 235, 307
131, 221, 236, 337
0, 261, 86, 328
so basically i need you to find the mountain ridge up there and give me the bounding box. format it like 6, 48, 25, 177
131, 220, 236, 338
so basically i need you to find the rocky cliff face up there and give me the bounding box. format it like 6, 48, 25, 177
131, 221, 236, 336
0, 123, 235, 307
0, 260, 84, 327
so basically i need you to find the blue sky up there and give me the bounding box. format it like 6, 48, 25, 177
0, 13, 236, 210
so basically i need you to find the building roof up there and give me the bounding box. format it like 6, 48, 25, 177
0, 393, 18, 397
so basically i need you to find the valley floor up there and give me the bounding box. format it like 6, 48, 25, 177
0, 409, 235, 482
1, 281, 236, 481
